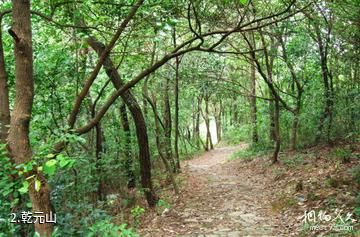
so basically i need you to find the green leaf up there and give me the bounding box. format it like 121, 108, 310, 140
59, 159, 71, 168
46, 159, 57, 166
35, 179, 41, 192
239, 0, 248, 4
46, 153, 55, 159
3, 188, 12, 196
43, 159, 57, 176
58, 154, 75, 168
11, 198, 19, 208
19, 181, 29, 194
24, 162, 34, 172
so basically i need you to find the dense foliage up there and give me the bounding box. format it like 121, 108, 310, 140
0, 0, 359, 236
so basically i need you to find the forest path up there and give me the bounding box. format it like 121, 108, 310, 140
139, 144, 276, 237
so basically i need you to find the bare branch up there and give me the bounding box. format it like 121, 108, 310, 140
67, 0, 144, 128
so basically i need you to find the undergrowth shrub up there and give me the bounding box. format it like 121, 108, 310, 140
230, 143, 270, 161
223, 124, 251, 144
350, 164, 360, 186
87, 219, 138, 237
333, 147, 352, 163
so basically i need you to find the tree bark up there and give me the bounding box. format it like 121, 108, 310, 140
307, 12, 334, 145
290, 105, 300, 150
67, 0, 144, 128
87, 37, 157, 207
142, 42, 156, 119
222, 106, 227, 135
89, 94, 106, 202
163, 77, 175, 171
242, 31, 283, 163
315, 48, 333, 144
195, 97, 201, 148
119, 104, 135, 189
8, 1, 53, 236
278, 34, 303, 150
250, 57, 258, 143
192, 98, 196, 141
174, 57, 180, 172
0, 13, 10, 143
172, 28, 181, 172
269, 100, 276, 142
149, 93, 179, 194
95, 123, 105, 201
232, 97, 238, 125
214, 100, 222, 143
202, 95, 213, 150
272, 100, 280, 163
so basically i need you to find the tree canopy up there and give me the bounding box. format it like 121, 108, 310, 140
0, 0, 359, 236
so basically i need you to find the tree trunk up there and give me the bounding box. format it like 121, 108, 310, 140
195, 97, 201, 148
269, 100, 276, 142
314, 26, 334, 145
172, 28, 181, 172
278, 34, 303, 150
142, 42, 156, 118
272, 99, 280, 163
229, 106, 233, 126
222, 106, 227, 135
214, 101, 222, 143
88, 88, 106, 202
163, 77, 175, 171
290, 105, 300, 150
179, 128, 189, 153
120, 104, 135, 189
89, 94, 106, 202
87, 37, 157, 207
250, 58, 258, 143
244, 29, 283, 164
174, 58, 180, 172
0, 13, 10, 144
149, 93, 179, 194
203, 95, 213, 150
232, 97, 238, 125
192, 98, 196, 140
95, 123, 105, 201
8, 0, 53, 236
348, 65, 358, 142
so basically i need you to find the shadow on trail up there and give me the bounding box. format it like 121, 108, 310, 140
139, 144, 276, 237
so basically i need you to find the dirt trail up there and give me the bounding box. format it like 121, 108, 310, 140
139, 144, 277, 237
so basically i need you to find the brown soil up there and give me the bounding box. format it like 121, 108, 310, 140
138, 144, 359, 237
138, 144, 277, 237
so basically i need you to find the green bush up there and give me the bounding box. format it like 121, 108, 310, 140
350, 165, 360, 185
333, 147, 352, 163
130, 206, 145, 227
282, 154, 305, 168
87, 219, 139, 237
230, 143, 270, 161
354, 194, 360, 219
0, 144, 21, 235
223, 124, 251, 144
